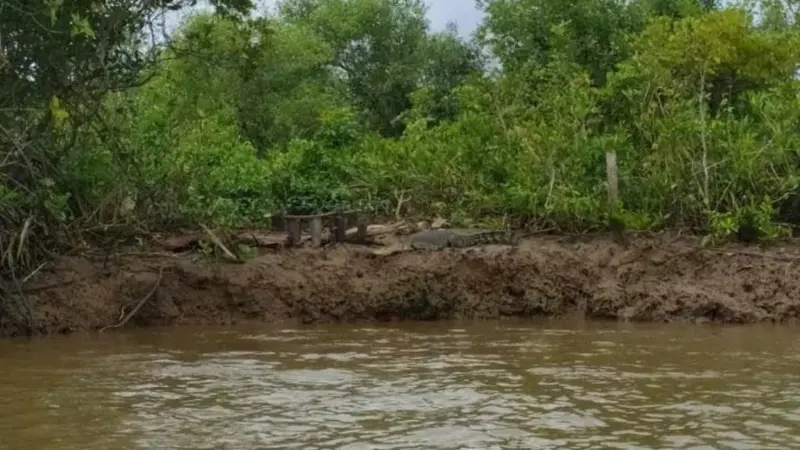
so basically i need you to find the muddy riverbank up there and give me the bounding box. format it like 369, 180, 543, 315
3, 231, 800, 337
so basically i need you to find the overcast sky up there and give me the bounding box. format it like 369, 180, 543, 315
169, 0, 485, 37
410, 0, 485, 36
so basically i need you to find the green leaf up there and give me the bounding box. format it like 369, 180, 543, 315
70, 13, 95, 38
49, 96, 70, 129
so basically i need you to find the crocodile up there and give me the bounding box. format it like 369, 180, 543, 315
406, 228, 517, 250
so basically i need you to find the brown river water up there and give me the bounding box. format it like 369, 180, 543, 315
0, 320, 799, 450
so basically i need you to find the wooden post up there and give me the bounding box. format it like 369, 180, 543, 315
310, 216, 322, 247
605, 151, 619, 208
606, 150, 628, 247
286, 218, 301, 247
356, 215, 367, 244
272, 214, 285, 232
334, 213, 346, 243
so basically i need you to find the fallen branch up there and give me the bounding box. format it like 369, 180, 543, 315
200, 223, 240, 262
99, 267, 163, 333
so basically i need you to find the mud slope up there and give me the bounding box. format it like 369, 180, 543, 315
4, 233, 800, 337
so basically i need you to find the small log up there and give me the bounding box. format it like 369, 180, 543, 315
365, 222, 408, 235
310, 216, 322, 247
233, 231, 288, 248
286, 218, 302, 247
345, 222, 408, 239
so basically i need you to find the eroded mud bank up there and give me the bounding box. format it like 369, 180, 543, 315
4, 232, 800, 337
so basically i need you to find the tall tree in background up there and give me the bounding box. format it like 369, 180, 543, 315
477, 0, 719, 86
162, 14, 351, 152
278, 0, 483, 136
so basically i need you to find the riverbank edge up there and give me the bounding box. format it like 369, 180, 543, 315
3, 230, 800, 338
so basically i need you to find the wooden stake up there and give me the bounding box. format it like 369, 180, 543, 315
605, 151, 628, 247
605, 151, 619, 208
334, 213, 346, 243
286, 218, 301, 247
356, 214, 367, 244
271, 214, 285, 232
310, 216, 322, 247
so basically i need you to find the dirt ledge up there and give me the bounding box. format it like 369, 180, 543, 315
3, 232, 800, 337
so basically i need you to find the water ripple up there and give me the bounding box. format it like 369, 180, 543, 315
1, 322, 799, 449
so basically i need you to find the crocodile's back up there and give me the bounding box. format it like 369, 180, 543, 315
447, 229, 515, 248
408, 228, 515, 250
408, 229, 453, 250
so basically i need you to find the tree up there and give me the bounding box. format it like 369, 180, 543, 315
477, 0, 719, 86
412, 27, 486, 124
279, 0, 483, 136
160, 14, 350, 152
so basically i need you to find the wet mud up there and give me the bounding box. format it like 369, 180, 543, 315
4, 232, 800, 337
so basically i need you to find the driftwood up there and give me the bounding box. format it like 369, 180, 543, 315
293, 222, 408, 246
232, 231, 288, 248
356, 222, 410, 236
347, 222, 408, 241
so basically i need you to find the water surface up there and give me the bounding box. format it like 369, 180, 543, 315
0, 320, 798, 449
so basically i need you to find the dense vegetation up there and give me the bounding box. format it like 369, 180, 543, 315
2, 0, 800, 283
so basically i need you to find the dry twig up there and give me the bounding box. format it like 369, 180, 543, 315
394, 189, 411, 221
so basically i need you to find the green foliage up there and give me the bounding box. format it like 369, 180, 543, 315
265, 108, 368, 214
602, 9, 800, 233
76, 3, 800, 238
709, 197, 791, 242
478, 0, 641, 86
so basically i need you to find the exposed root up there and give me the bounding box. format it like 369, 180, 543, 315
98, 268, 163, 333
